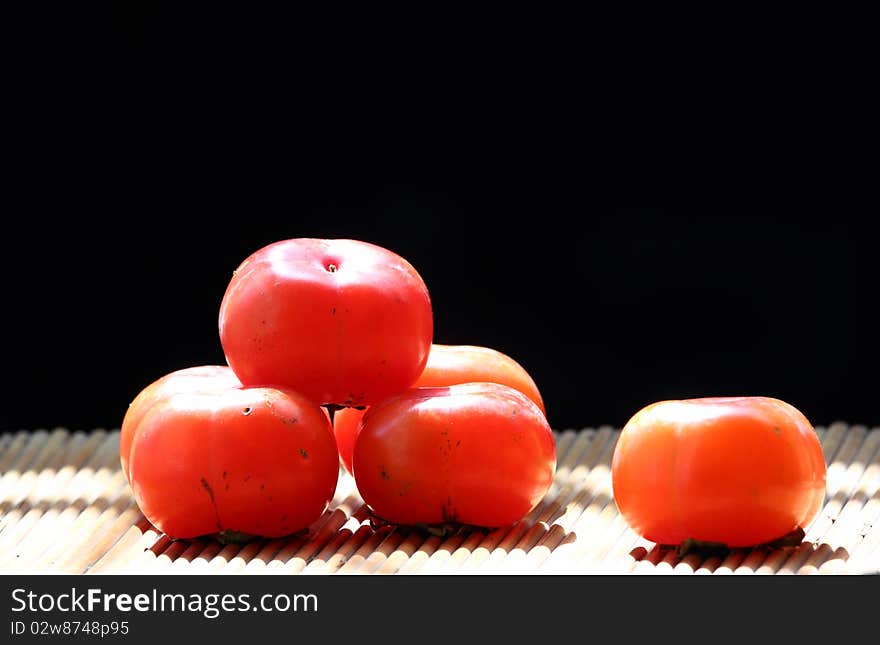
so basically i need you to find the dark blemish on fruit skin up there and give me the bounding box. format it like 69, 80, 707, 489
773, 426, 782, 436
299, 448, 309, 459
438, 430, 453, 458
332, 307, 337, 315
380, 466, 391, 480
440, 497, 457, 523
222, 470, 227, 479
200, 477, 223, 530
260, 484, 265, 492
343, 392, 366, 407
242, 407, 253, 416
456, 440, 461, 448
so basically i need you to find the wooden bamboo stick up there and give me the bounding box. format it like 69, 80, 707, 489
0, 429, 70, 531
629, 543, 667, 573
692, 554, 725, 575
560, 505, 630, 573
303, 524, 375, 574
478, 521, 550, 574
833, 495, 880, 573
214, 539, 271, 575
671, 552, 706, 575
774, 542, 819, 574
162, 539, 212, 572
712, 549, 749, 575
796, 544, 846, 575
813, 429, 880, 550
149, 539, 194, 572
647, 548, 681, 574
397, 528, 473, 574
332, 525, 400, 574
797, 427, 871, 568
346, 529, 407, 575
733, 548, 774, 575
173, 540, 225, 572
237, 538, 289, 574
258, 495, 367, 573
371, 529, 435, 575
0, 432, 18, 464
88, 516, 164, 575
535, 436, 621, 572
37, 438, 130, 572
511, 523, 572, 573
0, 431, 93, 557
275, 507, 361, 574
299, 519, 374, 574
0, 429, 49, 477
0, 431, 108, 570
261, 508, 353, 572
201, 543, 247, 574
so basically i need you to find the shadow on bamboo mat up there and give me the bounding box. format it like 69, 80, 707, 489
0, 423, 878, 575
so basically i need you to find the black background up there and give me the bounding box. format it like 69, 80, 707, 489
6, 6, 876, 434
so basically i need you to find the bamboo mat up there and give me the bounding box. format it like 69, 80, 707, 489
1, 423, 879, 575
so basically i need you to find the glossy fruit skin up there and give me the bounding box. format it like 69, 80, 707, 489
334, 344, 546, 473
218, 238, 433, 408
611, 396, 827, 547
120, 366, 340, 539
413, 344, 545, 413
352, 383, 556, 528
120, 365, 240, 482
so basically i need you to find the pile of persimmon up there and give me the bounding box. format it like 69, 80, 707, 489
120, 238, 556, 540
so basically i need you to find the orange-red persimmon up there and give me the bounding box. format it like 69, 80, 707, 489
353, 383, 556, 529
611, 396, 826, 547
218, 238, 433, 408
120, 366, 340, 540
334, 343, 546, 473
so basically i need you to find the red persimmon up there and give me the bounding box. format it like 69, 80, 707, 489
352, 383, 556, 528
611, 396, 826, 547
218, 238, 433, 408
334, 343, 546, 473
120, 366, 339, 539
